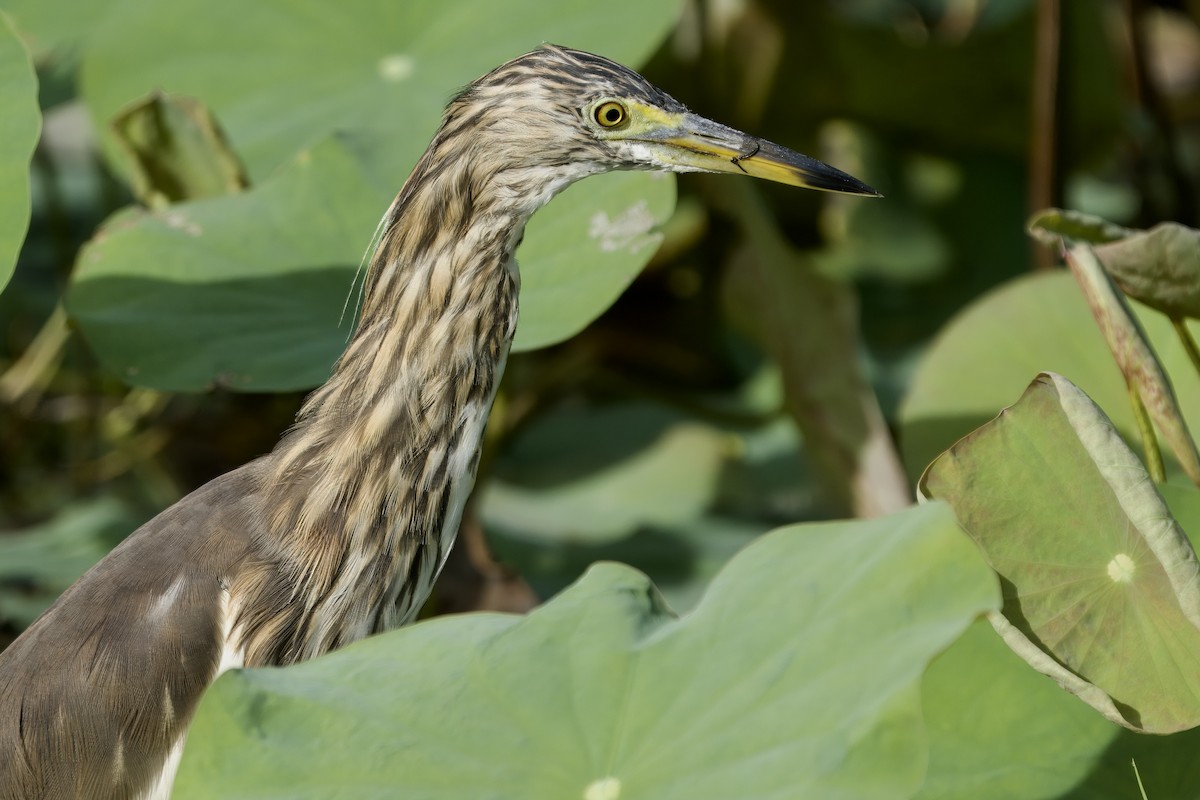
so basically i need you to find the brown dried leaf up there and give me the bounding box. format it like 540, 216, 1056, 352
1095, 222, 1200, 320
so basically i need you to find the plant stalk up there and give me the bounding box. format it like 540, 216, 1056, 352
1128, 381, 1165, 482
1172, 316, 1200, 382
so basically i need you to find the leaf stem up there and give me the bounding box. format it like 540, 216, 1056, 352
1171, 316, 1200, 381
1129, 381, 1166, 483
0, 305, 70, 407
1133, 757, 1148, 800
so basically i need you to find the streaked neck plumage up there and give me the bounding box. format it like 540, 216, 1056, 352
232, 133, 571, 666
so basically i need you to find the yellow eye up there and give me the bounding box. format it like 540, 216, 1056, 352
594, 101, 627, 128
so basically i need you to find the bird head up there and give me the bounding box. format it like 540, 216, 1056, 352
447, 44, 879, 200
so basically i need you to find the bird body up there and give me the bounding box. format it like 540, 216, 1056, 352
0, 45, 875, 799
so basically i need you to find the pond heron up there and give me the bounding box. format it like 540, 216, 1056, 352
0, 45, 876, 799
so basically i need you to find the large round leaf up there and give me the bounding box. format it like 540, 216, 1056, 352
67, 139, 386, 391
80, 0, 682, 182
922, 373, 1200, 733
514, 171, 675, 351
0, 0, 119, 57
0, 13, 40, 289
68, 154, 674, 389
482, 404, 726, 543
916, 620, 1119, 800
919, 574, 1200, 799
174, 502, 998, 798
916, 486, 1200, 798
70, 1, 685, 384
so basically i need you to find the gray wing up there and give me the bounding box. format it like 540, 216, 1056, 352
0, 464, 261, 800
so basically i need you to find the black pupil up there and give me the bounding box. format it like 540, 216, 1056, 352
604, 107, 621, 123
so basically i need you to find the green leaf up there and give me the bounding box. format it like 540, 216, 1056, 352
490, 515, 761, 615
481, 404, 726, 543
899, 270, 1200, 482
921, 372, 1200, 733
1027, 207, 1133, 248
111, 92, 248, 208
69, 2, 686, 385
919, 610, 1200, 799
175, 502, 998, 798
0, 0, 118, 57
514, 171, 675, 351
67, 163, 673, 389
1163, 483, 1200, 537
80, 0, 681, 182
67, 139, 387, 391
0, 12, 40, 290
916, 620, 1119, 800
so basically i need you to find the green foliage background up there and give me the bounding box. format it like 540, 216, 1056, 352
5, 0, 1200, 796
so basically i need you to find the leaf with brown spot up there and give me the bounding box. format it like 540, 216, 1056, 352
1093, 222, 1200, 321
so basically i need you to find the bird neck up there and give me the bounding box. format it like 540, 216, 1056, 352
245, 152, 528, 663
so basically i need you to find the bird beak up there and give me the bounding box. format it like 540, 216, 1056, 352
642, 113, 880, 197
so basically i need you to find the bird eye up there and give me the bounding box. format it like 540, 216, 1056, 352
594, 101, 627, 128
